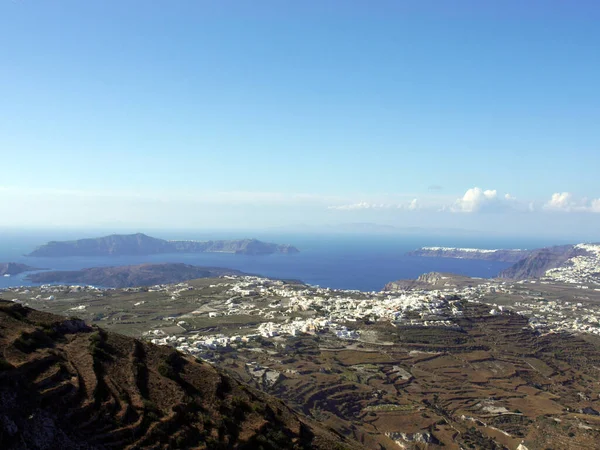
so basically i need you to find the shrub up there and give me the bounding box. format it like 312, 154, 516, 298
157, 362, 176, 379
89, 330, 113, 361
14, 330, 53, 353
0, 358, 14, 371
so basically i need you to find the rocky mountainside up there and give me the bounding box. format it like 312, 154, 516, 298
384, 272, 478, 291
26, 263, 248, 288
0, 263, 41, 276
499, 244, 586, 280
0, 300, 359, 450
408, 247, 532, 263
26, 233, 299, 257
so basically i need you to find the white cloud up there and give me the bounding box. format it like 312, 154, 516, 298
545, 192, 573, 210
544, 192, 600, 213
452, 187, 499, 213
408, 198, 418, 210
449, 188, 526, 213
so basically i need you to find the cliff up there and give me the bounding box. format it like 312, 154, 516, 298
26, 233, 299, 257
498, 244, 585, 280
26, 263, 247, 288
408, 247, 532, 263
0, 300, 359, 450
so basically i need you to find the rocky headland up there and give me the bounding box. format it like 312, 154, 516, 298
0, 263, 41, 277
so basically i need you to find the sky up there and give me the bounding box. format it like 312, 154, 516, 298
1, 1, 600, 238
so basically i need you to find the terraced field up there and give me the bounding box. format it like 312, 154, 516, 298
5, 277, 600, 448
219, 304, 600, 449
0, 301, 358, 450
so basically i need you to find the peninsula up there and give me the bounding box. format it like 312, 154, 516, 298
26, 263, 248, 288
26, 233, 299, 257
27, 263, 251, 288
0, 262, 41, 276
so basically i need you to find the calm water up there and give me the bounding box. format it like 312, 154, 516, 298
0, 230, 575, 292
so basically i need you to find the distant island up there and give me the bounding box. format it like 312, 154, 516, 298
26, 263, 248, 288
407, 246, 533, 263
0, 262, 41, 276
26, 233, 299, 257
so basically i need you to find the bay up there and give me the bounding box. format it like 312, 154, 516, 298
0, 230, 575, 292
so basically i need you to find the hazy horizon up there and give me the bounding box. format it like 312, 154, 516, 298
0, 223, 594, 245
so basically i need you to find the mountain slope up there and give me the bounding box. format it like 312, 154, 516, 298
26, 233, 299, 257
0, 300, 359, 450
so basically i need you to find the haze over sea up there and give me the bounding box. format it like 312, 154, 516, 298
0, 230, 578, 292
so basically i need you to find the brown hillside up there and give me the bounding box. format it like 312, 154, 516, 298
0, 300, 360, 450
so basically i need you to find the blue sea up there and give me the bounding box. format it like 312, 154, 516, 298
0, 230, 576, 292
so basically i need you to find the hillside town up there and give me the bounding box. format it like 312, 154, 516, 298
137, 270, 600, 359
543, 243, 600, 285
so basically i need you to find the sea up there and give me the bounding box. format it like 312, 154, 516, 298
0, 230, 576, 292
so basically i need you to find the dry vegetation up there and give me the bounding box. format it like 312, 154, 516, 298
0, 300, 358, 450
219, 304, 600, 449
5, 276, 600, 449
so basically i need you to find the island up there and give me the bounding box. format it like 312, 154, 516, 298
0, 262, 42, 277
407, 246, 532, 263
26, 233, 299, 257
26, 263, 248, 288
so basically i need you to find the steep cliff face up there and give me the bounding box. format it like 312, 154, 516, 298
407, 247, 532, 263
27, 234, 299, 257
0, 301, 359, 450
498, 245, 585, 280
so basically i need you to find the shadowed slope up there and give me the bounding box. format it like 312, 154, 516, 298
0, 300, 359, 450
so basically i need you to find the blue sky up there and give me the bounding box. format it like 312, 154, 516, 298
1, 1, 600, 237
